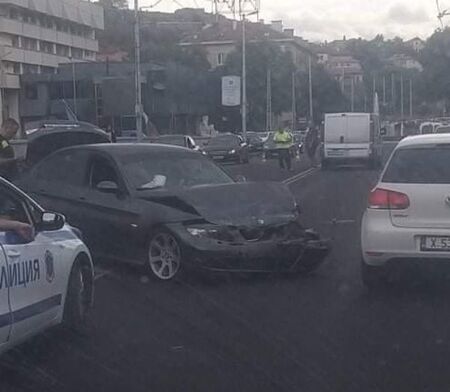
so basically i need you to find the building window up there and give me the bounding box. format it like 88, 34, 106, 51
9, 7, 18, 20
56, 44, 70, 57
72, 48, 83, 59
24, 84, 38, 100
11, 35, 20, 48
217, 53, 225, 66
22, 37, 38, 51
41, 66, 55, 75
23, 64, 39, 74
41, 41, 54, 54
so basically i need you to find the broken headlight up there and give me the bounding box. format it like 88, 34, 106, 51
186, 226, 235, 242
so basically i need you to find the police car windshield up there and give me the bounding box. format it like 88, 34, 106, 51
121, 153, 234, 190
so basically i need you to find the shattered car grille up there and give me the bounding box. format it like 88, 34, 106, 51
235, 222, 303, 243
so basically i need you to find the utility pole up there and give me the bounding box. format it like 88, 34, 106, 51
266, 68, 272, 131
382, 75, 386, 106
400, 73, 404, 120
134, 0, 143, 142
291, 72, 296, 130
350, 77, 354, 112
372, 74, 376, 104
69, 57, 77, 117
308, 55, 313, 123
391, 73, 395, 115
409, 79, 413, 118
241, 13, 247, 139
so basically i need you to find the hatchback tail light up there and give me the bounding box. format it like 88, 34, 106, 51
368, 188, 410, 210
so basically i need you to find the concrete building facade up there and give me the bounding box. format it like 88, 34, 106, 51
0, 0, 103, 125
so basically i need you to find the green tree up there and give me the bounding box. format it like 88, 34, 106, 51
221, 42, 296, 129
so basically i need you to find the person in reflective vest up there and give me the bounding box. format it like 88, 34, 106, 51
273, 127, 293, 170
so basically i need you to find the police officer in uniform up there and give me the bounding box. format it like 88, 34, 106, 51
273, 123, 294, 170
0, 118, 20, 180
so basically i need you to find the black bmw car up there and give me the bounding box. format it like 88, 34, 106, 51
204, 134, 250, 164
19, 144, 329, 281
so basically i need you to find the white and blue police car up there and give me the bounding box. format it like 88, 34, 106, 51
0, 177, 94, 355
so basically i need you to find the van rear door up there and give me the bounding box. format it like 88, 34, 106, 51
325, 114, 371, 159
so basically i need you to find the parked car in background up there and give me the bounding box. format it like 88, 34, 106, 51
151, 134, 205, 154
361, 134, 450, 288
245, 132, 265, 152
0, 177, 94, 356
204, 134, 250, 163
19, 144, 330, 281
25, 121, 111, 167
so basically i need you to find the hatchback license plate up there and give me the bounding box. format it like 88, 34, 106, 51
421, 236, 450, 251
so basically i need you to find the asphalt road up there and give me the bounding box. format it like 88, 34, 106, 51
7, 142, 450, 392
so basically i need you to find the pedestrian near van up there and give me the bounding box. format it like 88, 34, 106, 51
305, 126, 320, 167
273, 126, 293, 171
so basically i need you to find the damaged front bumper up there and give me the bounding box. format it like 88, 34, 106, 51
169, 222, 331, 274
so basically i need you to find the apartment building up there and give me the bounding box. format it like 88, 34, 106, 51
0, 0, 104, 125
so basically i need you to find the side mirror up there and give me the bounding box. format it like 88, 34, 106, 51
97, 180, 119, 193
235, 175, 247, 183
39, 212, 65, 231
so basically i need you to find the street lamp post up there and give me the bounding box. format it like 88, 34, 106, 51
241, 13, 247, 140
240, 10, 257, 141
68, 56, 77, 117
134, 0, 143, 142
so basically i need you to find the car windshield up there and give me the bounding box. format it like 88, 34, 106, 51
121, 153, 234, 190
208, 135, 239, 147
383, 146, 450, 184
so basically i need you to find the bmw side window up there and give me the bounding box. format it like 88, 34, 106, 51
89, 158, 119, 189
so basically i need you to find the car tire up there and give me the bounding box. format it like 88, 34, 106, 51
63, 260, 91, 331
361, 259, 388, 290
148, 230, 183, 281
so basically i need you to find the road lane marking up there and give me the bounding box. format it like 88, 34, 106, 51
283, 167, 320, 185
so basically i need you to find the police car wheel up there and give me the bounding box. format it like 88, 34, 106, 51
64, 261, 89, 329
148, 231, 182, 280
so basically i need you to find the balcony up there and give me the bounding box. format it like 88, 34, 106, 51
0, 17, 99, 52
3, 46, 71, 68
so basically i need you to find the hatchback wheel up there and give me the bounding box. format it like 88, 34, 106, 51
148, 231, 182, 280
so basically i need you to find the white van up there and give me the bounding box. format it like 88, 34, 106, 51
322, 113, 382, 168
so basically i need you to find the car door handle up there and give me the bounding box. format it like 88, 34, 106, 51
79, 196, 86, 201
7, 249, 20, 258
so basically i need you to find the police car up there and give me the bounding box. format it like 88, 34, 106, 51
0, 177, 94, 356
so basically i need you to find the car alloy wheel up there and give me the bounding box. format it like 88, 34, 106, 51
148, 232, 181, 280
64, 261, 89, 330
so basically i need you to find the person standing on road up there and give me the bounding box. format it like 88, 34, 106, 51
0, 118, 20, 180
274, 125, 293, 171
305, 126, 320, 167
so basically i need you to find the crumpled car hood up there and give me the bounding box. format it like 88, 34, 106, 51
139, 182, 298, 226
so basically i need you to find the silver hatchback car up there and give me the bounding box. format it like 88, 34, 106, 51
361, 134, 450, 287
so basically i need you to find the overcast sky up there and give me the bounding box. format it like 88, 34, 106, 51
132, 0, 447, 41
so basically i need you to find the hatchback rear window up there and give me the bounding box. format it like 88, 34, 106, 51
383, 146, 450, 184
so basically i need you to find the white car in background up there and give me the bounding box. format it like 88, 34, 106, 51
361, 134, 450, 288
0, 178, 94, 355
